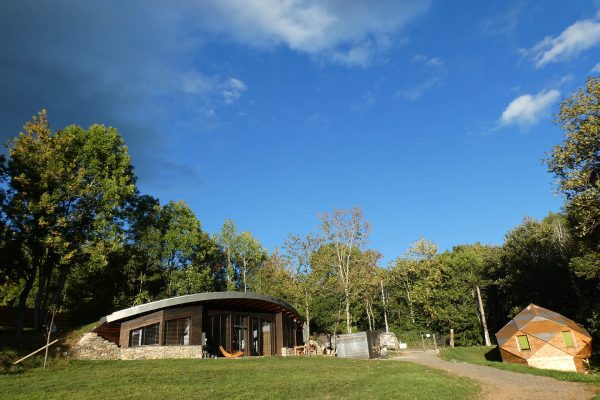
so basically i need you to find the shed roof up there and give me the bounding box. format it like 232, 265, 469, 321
100, 292, 301, 324
495, 304, 590, 346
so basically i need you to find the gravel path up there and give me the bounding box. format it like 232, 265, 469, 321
395, 351, 596, 400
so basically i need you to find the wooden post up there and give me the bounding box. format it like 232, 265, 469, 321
13, 339, 59, 365
420, 334, 426, 351
432, 333, 438, 350
450, 328, 455, 347
44, 305, 58, 370
475, 285, 491, 346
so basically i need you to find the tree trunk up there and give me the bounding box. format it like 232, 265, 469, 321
366, 301, 372, 331
475, 285, 491, 346
49, 267, 69, 311
33, 267, 48, 330
242, 261, 247, 292
344, 286, 351, 334
15, 272, 36, 336
405, 285, 415, 324
305, 296, 311, 356
380, 279, 389, 333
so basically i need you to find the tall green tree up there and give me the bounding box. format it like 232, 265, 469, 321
159, 200, 202, 297
234, 231, 266, 292
3, 111, 136, 334
284, 231, 322, 344
546, 77, 600, 286
217, 219, 238, 291
319, 207, 371, 334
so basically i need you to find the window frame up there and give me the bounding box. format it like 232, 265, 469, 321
517, 334, 530, 351
129, 322, 160, 347
562, 331, 574, 348
163, 317, 191, 346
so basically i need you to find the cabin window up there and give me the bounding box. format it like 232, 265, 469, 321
129, 322, 160, 347
517, 335, 530, 351
562, 331, 574, 348
164, 317, 191, 345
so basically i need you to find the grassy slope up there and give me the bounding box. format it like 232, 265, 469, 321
441, 346, 600, 399
0, 322, 98, 374
0, 357, 479, 400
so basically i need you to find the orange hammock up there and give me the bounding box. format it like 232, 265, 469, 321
219, 346, 244, 358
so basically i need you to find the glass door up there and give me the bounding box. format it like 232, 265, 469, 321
261, 320, 273, 356
232, 315, 248, 354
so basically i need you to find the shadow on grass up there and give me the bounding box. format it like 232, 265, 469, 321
484, 346, 501, 362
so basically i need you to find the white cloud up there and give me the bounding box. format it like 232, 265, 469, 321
395, 54, 445, 101
592, 62, 600, 73
500, 89, 560, 128
479, 4, 522, 37
182, 72, 215, 94
194, 0, 431, 66
523, 17, 600, 68
182, 73, 247, 105
222, 78, 248, 104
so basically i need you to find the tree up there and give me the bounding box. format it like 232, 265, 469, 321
159, 200, 201, 297
217, 219, 238, 291
495, 217, 579, 320
234, 231, 266, 292
547, 77, 600, 243
284, 231, 322, 346
123, 195, 164, 305
353, 250, 383, 332
319, 207, 371, 334
3, 111, 135, 335
390, 238, 438, 327
252, 248, 295, 304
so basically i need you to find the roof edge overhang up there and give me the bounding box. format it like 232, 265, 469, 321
100, 292, 301, 324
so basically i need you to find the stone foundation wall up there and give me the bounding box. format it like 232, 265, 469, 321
280, 347, 295, 356
121, 346, 204, 360
70, 333, 121, 360
69, 333, 204, 360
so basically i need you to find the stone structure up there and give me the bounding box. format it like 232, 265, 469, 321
69, 333, 121, 360
379, 332, 400, 350
121, 346, 204, 360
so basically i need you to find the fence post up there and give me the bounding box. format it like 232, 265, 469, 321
420, 334, 426, 351
450, 329, 455, 347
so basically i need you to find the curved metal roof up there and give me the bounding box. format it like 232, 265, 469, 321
100, 292, 301, 324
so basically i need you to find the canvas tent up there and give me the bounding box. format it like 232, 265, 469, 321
495, 304, 592, 372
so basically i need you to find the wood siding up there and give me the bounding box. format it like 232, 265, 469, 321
499, 323, 592, 372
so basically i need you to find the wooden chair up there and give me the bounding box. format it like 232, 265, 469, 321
219, 346, 244, 358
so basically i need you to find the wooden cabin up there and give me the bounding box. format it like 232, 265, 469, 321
495, 304, 592, 372
92, 292, 302, 358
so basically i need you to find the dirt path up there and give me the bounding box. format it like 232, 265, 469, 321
395, 351, 596, 400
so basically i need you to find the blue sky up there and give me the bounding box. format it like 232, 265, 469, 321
1, 0, 600, 264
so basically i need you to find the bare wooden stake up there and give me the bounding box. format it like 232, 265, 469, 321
13, 339, 58, 365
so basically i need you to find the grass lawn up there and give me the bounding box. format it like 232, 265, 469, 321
0, 356, 479, 400
441, 346, 600, 399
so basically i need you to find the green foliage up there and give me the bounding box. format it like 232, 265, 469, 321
2, 111, 135, 332
547, 77, 600, 240
388, 240, 499, 346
